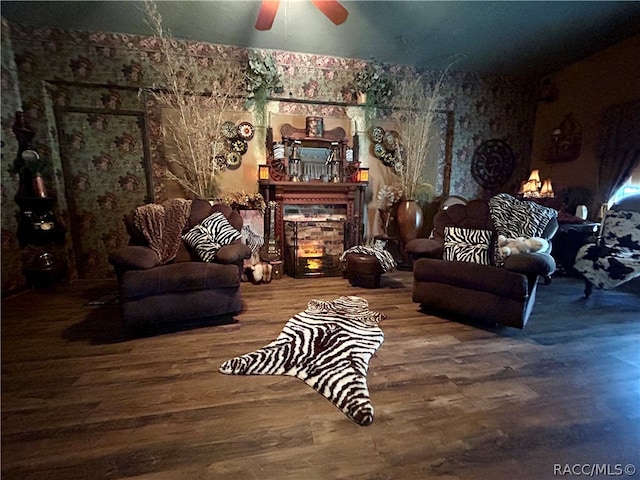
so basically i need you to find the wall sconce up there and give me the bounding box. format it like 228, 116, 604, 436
258, 164, 270, 181
355, 167, 369, 183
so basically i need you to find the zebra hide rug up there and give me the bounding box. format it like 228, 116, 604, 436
219, 296, 385, 426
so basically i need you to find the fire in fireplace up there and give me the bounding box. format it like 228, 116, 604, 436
284, 220, 346, 278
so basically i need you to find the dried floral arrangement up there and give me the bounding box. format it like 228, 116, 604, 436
214, 191, 266, 212
142, 0, 246, 199
391, 71, 446, 202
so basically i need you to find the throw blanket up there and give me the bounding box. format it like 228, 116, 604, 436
574, 209, 640, 290
489, 193, 557, 238
134, 198, 192, 264
489, 193, 557, 265
339, 245, 397, 272
220, 296, 385, 426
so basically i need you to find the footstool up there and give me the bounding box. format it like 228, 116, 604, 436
344, 253, 384, 288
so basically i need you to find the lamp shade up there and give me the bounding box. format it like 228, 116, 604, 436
258, 164, 270, 181
540, 178, 554, 197
528, 169, 541, 187
518, 180, 527, 195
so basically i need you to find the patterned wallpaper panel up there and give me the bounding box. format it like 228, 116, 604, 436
1, 22, 537, 288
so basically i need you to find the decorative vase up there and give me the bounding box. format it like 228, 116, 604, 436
395, 200, 423, 270
396, 200, 423, 244
32, 173, 48, 198
356, 91, 367, 105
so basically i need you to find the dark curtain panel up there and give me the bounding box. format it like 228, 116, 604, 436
596, 99, 640, 210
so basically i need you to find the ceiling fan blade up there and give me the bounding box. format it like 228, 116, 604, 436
255, 0, 281, 31
310, 0, 349, 25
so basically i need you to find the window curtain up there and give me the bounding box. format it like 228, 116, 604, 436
596, 99, 640, 210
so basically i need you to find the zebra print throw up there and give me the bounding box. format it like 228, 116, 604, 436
182, 212, 242, 262
443, 227, 493, 265
219, 296, 385, 426
339, 245, 397, 272
488, 193, 557, 265
489, 193, 557, 239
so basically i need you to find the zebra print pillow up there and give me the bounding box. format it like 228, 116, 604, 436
443, 227, 493, 265
182, 212, 241, 262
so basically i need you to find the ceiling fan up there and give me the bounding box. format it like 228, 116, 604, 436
255, 0, 349, 31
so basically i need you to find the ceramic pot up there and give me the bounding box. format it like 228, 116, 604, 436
395, 200, 423, 245
356, 92, 367, 105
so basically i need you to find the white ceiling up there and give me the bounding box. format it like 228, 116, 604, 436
2, 1, 640, 78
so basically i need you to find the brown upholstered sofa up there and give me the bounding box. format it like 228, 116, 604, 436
408, 196, 558, 329
109, 199, 252, 329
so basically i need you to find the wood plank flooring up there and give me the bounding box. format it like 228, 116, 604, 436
2, 271, 639, 480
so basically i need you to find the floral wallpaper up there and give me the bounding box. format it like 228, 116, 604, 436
1, 22, 537, 292
1, 19, 25, 295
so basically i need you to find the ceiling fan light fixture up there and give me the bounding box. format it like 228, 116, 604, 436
255, 0, 348, 31
255, 0, 281, 31
310, 0, 349, 25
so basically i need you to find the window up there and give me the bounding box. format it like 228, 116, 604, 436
609, 162, 640, 206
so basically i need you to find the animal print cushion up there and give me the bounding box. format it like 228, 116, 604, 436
182, 211, 241, 262
443, 227, 493, 265
601, 210, 640, 249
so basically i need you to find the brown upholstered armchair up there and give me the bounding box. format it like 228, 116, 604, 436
408, 195, 558, 329
109, 199, 252, 329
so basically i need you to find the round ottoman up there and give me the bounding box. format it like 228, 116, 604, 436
345, 253, 384, 288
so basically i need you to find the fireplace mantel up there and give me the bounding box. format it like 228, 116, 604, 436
258, 180, 367, 266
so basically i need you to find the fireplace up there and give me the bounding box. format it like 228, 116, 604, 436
258, 180, 366, 278
284, 220, 346, 278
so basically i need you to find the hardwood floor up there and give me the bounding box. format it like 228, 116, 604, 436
2, 271, 639, 480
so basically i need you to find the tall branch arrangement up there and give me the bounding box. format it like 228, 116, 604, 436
142, 0, 245, 199
393, 71, 447, 201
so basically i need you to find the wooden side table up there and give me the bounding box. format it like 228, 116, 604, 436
552, 222, 599, 276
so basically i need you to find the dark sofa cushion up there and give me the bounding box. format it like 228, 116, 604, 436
413, 258, 529, 300
123, 213, 148, 246
188, 198, 216, 228
215, 243, 252, 264
407, 200, 493, 259
406, 238, 443, 258
109, 246, 159, 270
433, 200, 493, 243
121, 262, 240, 299
503, 252, 556, 277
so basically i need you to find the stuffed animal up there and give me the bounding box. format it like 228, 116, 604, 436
498, 234, 549, 259
243, 251, 273, 284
